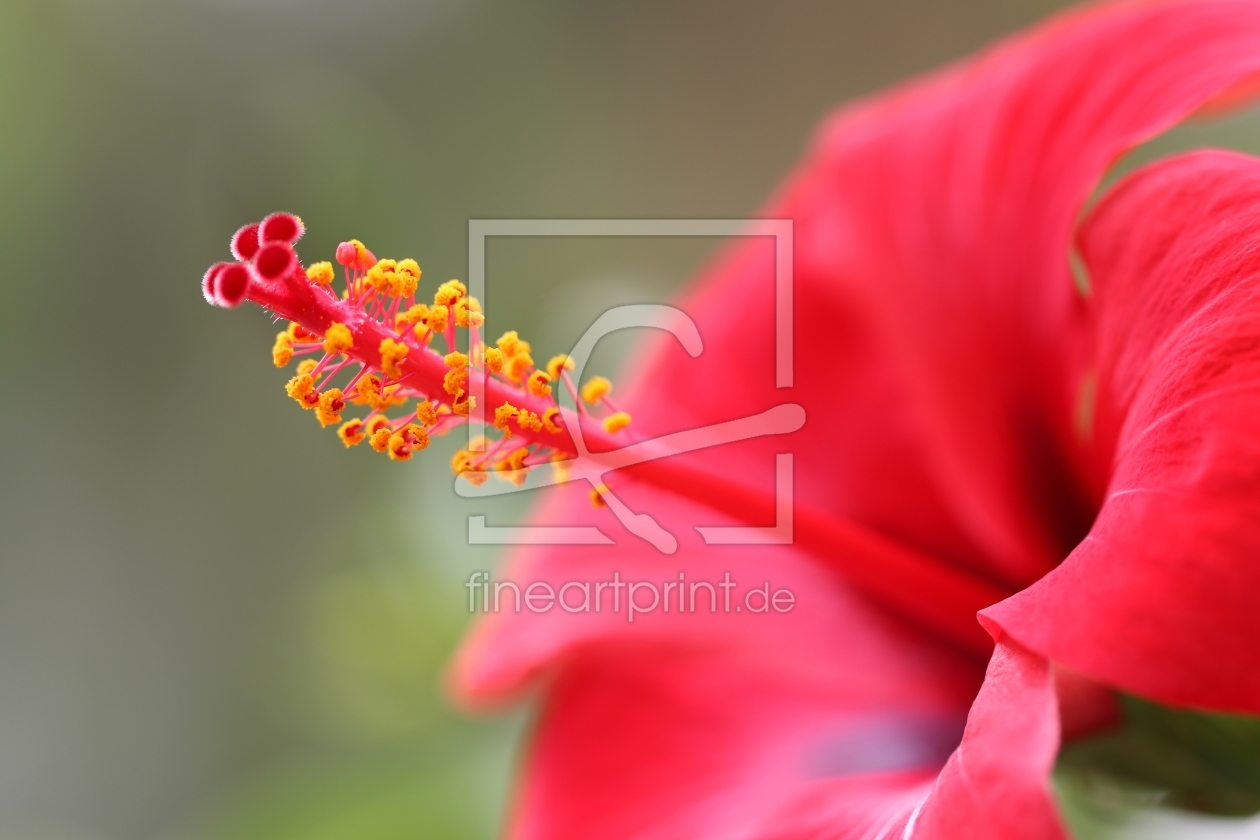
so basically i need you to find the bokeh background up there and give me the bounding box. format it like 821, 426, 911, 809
6, 1, 1260, 838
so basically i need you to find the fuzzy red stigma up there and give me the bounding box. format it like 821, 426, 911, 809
259, 212, 304, 244
230, 223, 261, 262
203, 261, 250, 308
254, 242, 298, 282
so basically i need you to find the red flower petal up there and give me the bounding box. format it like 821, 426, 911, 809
454, 487, 981, 839
622, 0, 1260, 596
454, 1, 1260, 836
986, 150, 1260, 713
910, 635, 1066, 839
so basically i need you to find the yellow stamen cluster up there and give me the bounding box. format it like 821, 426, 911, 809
272, 331, 293, 367
427, 305, 449, 333
416, 399, 438, 426
603, 411, 632, 433
496, 446, 530, 486
527, 370, 552, 397
306, 262, 335, 286
259, 231, 627, 477
338, 418, 366, 447
451, 443, 490, 486
485, 347, 505, 373
324, 323, 354, 354
581, 375, 612, 404
379, 338, 408, 379
517, 410, 544, 432
435, 279, 466, 306
397, 303, 430, 338
367, 259, 421, 299
316, 388, 345, 427
454, 296, 483, 328
387, 423, 429, 461
494, 401, 520, 433
496, 331, 535, 382
547, 354, 574, 380
286, 373, 318, 409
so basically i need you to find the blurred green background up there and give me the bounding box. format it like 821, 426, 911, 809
9, 1, 1260, 839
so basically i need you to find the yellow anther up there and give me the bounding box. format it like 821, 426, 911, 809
451, 449, 474, 475
383, 383, 407, 408
286, 373, 318, 409
427, 304, 449, 334
581, 376, 612, 404
351, 239, 370, 266
434, 279, 467, 307
445, 351, 469, 370
390, 271, 417, 298
288, 322, 316, 342
552, 456, 570, 483
496, 331, 526, 358
296, 359, 317, 377
387, 424, 429, 461
272, 331, 294, 368
443, 367, 468, 397
398, 258, 421, 282
324, 322, 354, 354
527, 370, 552, 397
306, 261, 335, 286
415, 399, 438, 426
366, 259, 397, 294
603, 411, 632, 433
316, 388, 346, 427
452, 450, 489, 485
455, 297, 483, 328
497, 448, 530, 485
505, 447, 529, 471
337, 418, 366, 447
484, 347, 505, 373
396, 303, 429, 332
369, 427, 392, 453
353, 375, 394, 411
452, 393, 475, 416
546, 354, 574, 381
494, 401, 520, 433
517, 410, 543, 433
542, 406, 563, 434
391, 259, 420, 297
590, 484, 608, 508
365, 415, 392, 436
505, 352, 533, 383
379, 338, 408, 379
352, 374, 380, 405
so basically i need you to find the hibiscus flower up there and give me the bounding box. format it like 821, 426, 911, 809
201, 1, 1260, 836
443, 2, 1260, 837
